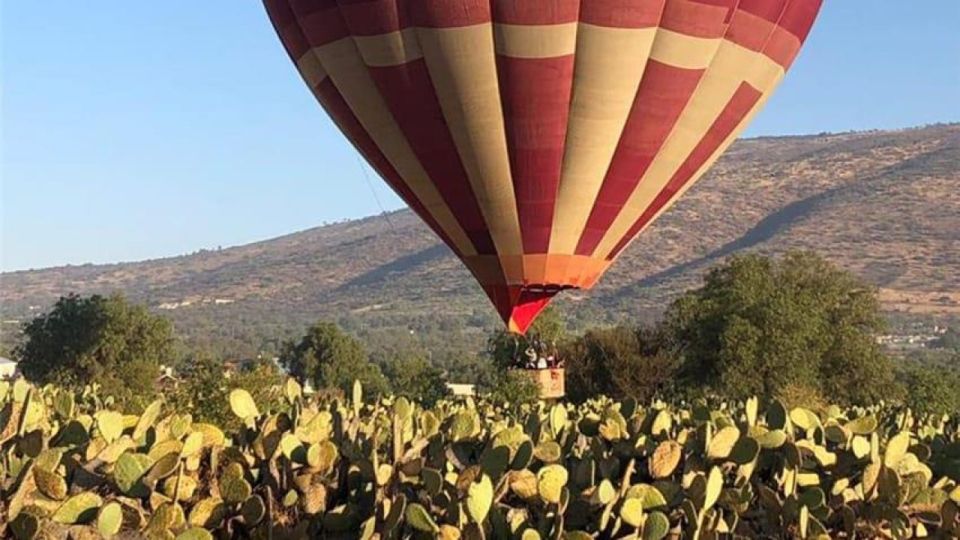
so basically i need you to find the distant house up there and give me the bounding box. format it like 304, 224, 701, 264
156, 365, 180, 392
0, 357, 18, 380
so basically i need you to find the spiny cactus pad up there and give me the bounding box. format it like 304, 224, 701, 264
0, 378, 957, 538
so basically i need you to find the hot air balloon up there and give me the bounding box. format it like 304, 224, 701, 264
264, 0, 822, 333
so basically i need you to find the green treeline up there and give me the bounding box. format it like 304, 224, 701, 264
8, 251, 960, 418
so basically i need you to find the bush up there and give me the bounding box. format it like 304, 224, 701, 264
564, 326, 677, 403
3, 378, 958, 538
170, 356, 285, 430
279, 321, 388, 395
663, 251, 900, 404
482, 369, 541, 406
15, 293, 175, 411
901, 364, 960, 416
382, 356, 449, 406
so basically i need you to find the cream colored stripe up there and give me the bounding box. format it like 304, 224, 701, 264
308, 40, 476, 257
353, 27, 423, 67
592, 39, 786, 259
494, 22, 578, 58
649, 29, 719, 69
610, 81, 783, 260
547, 24, 657, 255
625, 79, 783, 245
296, 52, 327, 88
334, 24, 783, 73
417, 25, 524, 279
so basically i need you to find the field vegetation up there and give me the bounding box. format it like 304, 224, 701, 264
1, 252, 958, 538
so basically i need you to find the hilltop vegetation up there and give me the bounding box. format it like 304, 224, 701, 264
11, 252, 959, 420
2, 124, 958, 364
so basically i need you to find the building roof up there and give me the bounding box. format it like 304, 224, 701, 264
0, 357, 16, 365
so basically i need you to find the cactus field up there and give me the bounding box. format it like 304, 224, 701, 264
1, 377, 959, 539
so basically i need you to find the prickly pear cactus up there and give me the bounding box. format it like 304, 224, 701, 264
0, 377, 957, 539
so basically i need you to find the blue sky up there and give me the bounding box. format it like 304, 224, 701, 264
2, 1, 958, 271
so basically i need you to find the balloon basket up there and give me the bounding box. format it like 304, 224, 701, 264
526, 368, 565, 400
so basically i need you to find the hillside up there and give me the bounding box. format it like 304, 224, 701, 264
2, 123, 958, 357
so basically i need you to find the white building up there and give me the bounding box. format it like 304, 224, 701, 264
446, 383, 476, 397
0, 357, 18, 379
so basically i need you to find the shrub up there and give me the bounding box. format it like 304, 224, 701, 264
382, 356, 449, 406
15, 293, 174, 411
279, 321, 388, 395
901, 364, 960, 416
663, 251, 899, 404
564, 326, 677, 403
483, 369, 541, 406
170, 356, 285, 431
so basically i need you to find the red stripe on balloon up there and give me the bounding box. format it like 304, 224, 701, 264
367, 61, 497, 254
575, 60, 705, 256
288, 0, 353, 45
311, 78, 462, 257
780, 0, 822, 42
492, 0, 580, 25
606, 82, 762, 259
660, 0, 738, 38
264, 0, 311, 59
580, 0, 665, 28
408, 0, 492, 27
335, 0, 412, 35
725, 0, 788, 55
576, 0, 737, 256
737, 0, 788, 24
497, 55, 575, 254
331, 1, 497, 256
767, 0, 822, 68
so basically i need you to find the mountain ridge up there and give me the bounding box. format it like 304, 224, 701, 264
2, 123, 958, 354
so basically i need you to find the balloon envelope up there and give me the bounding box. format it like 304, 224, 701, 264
264, 0, 822, 333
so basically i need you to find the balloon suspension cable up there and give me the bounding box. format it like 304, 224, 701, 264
356, 155, 395, 232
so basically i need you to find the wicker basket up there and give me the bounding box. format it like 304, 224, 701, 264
527, 368, 565, 399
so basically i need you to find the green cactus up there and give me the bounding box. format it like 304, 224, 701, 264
33, 467, 68, 501
95, 411, 124, 443
97, 502, 123, 537
0, 377, 955, 538
466, 474, 494, 523
175, 528, 213, 540
9, 512, 40, 540
52, 492, 102, 524
228, 389, 259, 420
706, 426, 740, 460
405, 502, 439, 533
642, 511, 670, 540
537, 464, 568, 504
219, 463, 252, 504
240, 495, 266, 525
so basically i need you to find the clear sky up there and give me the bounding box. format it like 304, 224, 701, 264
2, 1, 958, 272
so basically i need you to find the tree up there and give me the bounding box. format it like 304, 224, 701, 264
382, 356, 449, 405
279, 321, 388, 395
169, 354, 231, 427
171, 356, 285, 430
662, 252, 899, 405
483, 370, 541, 406
899, 364, 960, 416
564, 326, 677, 403
16, 294, 175, 411
931, 328, 960, 351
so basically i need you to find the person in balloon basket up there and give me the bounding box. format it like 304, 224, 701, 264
521, 338, 564, 371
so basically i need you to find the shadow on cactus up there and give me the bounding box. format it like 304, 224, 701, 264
1, 376, 959, 538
